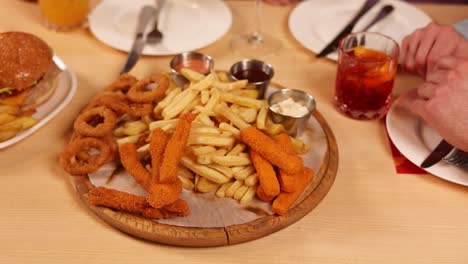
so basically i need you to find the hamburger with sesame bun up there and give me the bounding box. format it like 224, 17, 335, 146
0, 32, 61, 111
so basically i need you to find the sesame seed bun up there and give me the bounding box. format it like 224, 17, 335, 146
0, 32, 53, 91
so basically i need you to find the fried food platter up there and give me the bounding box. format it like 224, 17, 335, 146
64, 71, 338, 247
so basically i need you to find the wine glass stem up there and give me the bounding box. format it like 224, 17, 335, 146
252, 0, 262, 41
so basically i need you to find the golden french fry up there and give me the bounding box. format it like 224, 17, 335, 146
290, 136, 311, 154
240, 186, 256, 204
227, 143, 246, 156
121, 120, 148, 136
182, 96, 201, 114
233, 166, 254, 181
180, 156, 230, 184
191, 72, 216, 91
206, 164, 233, 178
180, 68, 205, 82
214, 103, 250, 130
219, 122, 241, 138
178, 165, 194, 179
216, 181, 233, 198
264, 117, 285, 135
141, 114, 154, 125
0, 130, 17, 142
154, 87, 182, 114
233, 185, 249, 200
256, 103, 268, 129
0, 117, 38, 131
181, 68, 247, 90
149, 119, 178, 131
196, 113, 215, 127
0, 105, 19, 115
225, 180, 243, 198
191, 145, 217, 156
201, 90, 210, 104
232, 89, 259, 99
188, 135, 235, 147
179, 175, 195, 190
197, 154, 212, 165
217, 71, 230, 83
219, 92, 263, 109
239, 107, 257, 123
162, 89, 199, 120
194, 174, 200, 186
116, 135, 141, 146
211, 155, 251, 167
196, 177, 220, 193
203, 88, 219, 113
0, 113, 16, 125
244, 173, 258, 186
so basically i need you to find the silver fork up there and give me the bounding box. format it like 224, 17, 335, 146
444, 149, 468, 168
146, 0, 165, 44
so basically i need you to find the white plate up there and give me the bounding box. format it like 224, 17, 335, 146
89, 0, 232, 56
386, 95, 468, 185
289, 0, 432, 60
0, 56, 77, 149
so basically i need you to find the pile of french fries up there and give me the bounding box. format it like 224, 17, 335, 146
0, 104, 38, 142
113, 69, 310, 205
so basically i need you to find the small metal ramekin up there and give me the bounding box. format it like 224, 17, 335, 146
169, 51, 214, 75
268, 89, 316, 137
229, 59, 274, 99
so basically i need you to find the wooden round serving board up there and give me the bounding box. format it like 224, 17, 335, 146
70, 109, 338, 247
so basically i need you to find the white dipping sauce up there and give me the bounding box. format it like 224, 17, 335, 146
271, 98, 309, 117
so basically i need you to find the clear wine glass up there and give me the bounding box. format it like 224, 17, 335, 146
230, 0, 281, 58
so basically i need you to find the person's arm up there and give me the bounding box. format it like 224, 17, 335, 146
403, 55, 468, 152
401, 22, 468, 78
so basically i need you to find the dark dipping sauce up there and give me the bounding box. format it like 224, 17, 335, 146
233, 69, 270, 83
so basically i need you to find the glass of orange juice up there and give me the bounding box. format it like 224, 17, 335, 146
38, 0, 89, 30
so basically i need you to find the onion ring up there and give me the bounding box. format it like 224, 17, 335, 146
60, 137, 112, 175
74, 106, 117, 137
75, 134, 117, 163
106, 73, 138, 94
86, 92, 152, 117
127, 73, 169, 103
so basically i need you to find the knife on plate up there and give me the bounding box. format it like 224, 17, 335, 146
315, 0, 380, 58
420, 139, 455, 168
120, 6, 156, 74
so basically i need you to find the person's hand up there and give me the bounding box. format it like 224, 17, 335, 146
404, 55, 468, 152
401, 22, 468, 78
263, 0, 300, 5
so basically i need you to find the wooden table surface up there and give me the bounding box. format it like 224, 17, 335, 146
1, 1, 468, 263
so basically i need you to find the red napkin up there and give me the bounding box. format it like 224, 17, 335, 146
384, 117, 427, 174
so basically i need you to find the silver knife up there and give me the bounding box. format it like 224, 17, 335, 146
316, 0, 380, 58
120, 6, 156, 74
420, 139, 455, 168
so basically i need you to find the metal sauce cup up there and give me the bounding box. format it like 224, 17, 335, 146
268, 89, 316, 137
229, 59, 274, 99
169, 52, 214, 87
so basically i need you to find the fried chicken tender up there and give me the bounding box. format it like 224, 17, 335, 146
241, 127, 303, 175
275, 133, 303, 192
147, 117, 195, 208
272, 167, 314, 216
119, 143, 151, 191
88, 187, 189, 219
147, 178, 183, 209
256, 185, 276, 202
159, 112, 196, 183
250, 149, 280, 198
149, 128, 168, 182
